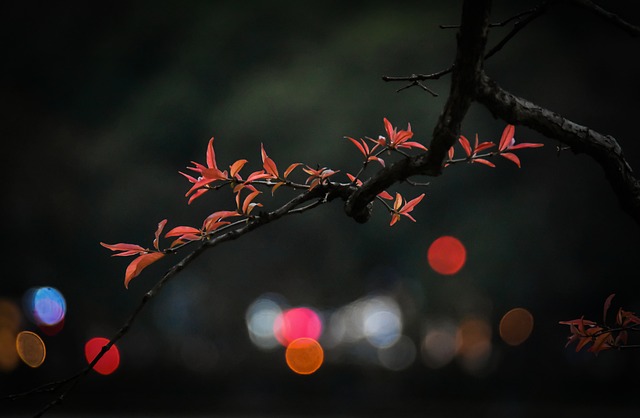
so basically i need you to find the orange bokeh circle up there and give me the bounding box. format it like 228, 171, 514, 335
499, 308, 534, 346
285, 337, 324, 375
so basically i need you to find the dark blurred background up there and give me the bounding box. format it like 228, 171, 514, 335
1, 1, 639, 417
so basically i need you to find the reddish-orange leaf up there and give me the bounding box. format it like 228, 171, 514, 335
378, 190, 393, 200
499, 124, 515, 151
393, 193, 403, 211
398, 141, 427, 151
229, 159, 248, 179
271, 182, 285, 195
500, 152, 521, 168
346, 173, 361, 184
368, 156, 385, 166
389, 213, 401, 226
164, 226, 201, 238
474, 141, 496, 153
603, 293, 616, 324
615, 330, 628, 346
124, 252, 165, 289
347, 137, 368, 158
559, 318, 597, 327
202, 220, 230, 233
448, 146, 455, 160
242, 190, 262, 215
575, 336, 592, 352
508, 142, 544, 150
284, 163, 302, 179
473, 158, 495, 168
100, 242, 146, 257
187, 188, 208, 205
179, 171, 198, 184
204, 210, 239, 223
399, 193, 425, 215
459, 135, 472, 157
261, 144, 279, 178
565, 333, 579, 348
246, 170, 271, 182
203, 210, 239, 231
206, 137, 218, 170
153, 219, 167, 251
185, 176, 217, 198
589, 332, 612, 354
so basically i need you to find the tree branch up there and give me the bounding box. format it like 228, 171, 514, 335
476, 73, 640, 224
346, 0, 492, 220
568, 0, 640, 36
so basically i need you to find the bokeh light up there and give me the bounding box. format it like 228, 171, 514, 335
325, 295, 403, 350
285, 337, 324, 375
0, 299, 22, 371
273, 307, 322, 347
16, 331, 46, 368
23, 287, 67, 327
427, 236, 467, 275
0, 329, 19, 372
85, 337, 120, 375
245, 295, 283, 350
499, 307, 534, 346
362, 296, 403, 348
456, 317, 492, 373
421, 320, 458, 369
377, 335, 416, 371
38, 318, 65, 336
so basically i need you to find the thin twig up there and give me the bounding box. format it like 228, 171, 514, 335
568, 0, 640, 36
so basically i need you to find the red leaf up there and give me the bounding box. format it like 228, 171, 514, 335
575, 336, 592, 352
261, 143, 279, 178
398, 141, 427, 151
124, 252, 165, 289
499, 124, 515, 151
347, 137, 368, 158
246, 170, 271, 182
500, 152, 521, 167
399, 193, 425, 215
448, 146, 455, 160
508, 142, 544, 150
474, 141, 496, 153
271, 182, 285, 194
473, 158, 495, 168
187, 189, 208, 205
283, 163, 302, 179
185, 176, 218, 198
459, 135, 472, 157
603, 293, 616, 324
206, 137, 218, 170
153, 219, 167, 251
368, 156, 385, 166
241, 190, 262, 215
588, 332, 612, 354
378, 190, 394, 200
393, 193, 403, 211
100, 242, 146, 257
229, 159, 248, 179
164, 226, 201, 238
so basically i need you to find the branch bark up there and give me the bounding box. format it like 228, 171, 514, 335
345, 0, 492, 220
476, 74, 640, 223
349, 0, 640, 225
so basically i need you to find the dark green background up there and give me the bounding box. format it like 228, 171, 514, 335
2, 1, 639, 416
